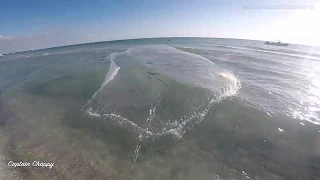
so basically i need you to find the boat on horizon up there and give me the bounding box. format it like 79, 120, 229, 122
264, 40, 289, 46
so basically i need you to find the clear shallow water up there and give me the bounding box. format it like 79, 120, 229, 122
0, 37, 320, 180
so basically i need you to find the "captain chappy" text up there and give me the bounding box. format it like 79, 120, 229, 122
8, 161, 54, 169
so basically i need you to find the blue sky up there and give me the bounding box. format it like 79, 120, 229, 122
1, 0, 319, 53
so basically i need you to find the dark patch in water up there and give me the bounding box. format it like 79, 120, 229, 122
25, 76, 73, 95
307, 155, 320, 180
24, 70, 106, 101
0, 103, 23, 128
0, 91, 6, 126
0, 91, 2, 112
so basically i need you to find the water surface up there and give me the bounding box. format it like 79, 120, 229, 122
0, 37, 320, 180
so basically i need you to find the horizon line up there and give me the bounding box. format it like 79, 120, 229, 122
1, 36, 316, 54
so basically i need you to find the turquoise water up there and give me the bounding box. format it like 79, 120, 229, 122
0, 37, 320, 179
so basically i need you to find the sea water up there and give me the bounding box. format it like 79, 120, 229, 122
0, 37, 319, 179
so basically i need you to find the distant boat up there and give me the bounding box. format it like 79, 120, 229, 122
264, 41, 289, 46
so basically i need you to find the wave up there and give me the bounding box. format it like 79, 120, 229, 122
85, 45, 241, 138
212, 45, 320, 61
181, 44, 320, 61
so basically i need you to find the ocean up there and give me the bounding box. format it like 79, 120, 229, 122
0, 37, 320, 180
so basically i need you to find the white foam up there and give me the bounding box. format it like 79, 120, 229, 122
159, 84, 243, 137
87, 108, 101, 117
102, 113, 153, 135
214, 72, 241, 102
266, 112, 272, 117
88, 53, 121, 103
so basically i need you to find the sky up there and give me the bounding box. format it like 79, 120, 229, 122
0, 0, 320, 53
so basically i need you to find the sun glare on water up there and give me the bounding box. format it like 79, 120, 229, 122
258, 3, 320, 46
